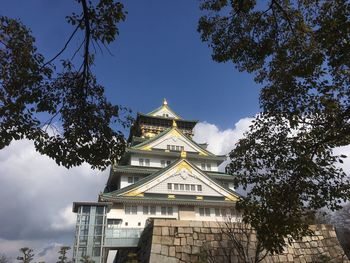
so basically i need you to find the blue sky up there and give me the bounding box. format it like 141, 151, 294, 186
2, 0, 260, 130
0, 1, 262, 261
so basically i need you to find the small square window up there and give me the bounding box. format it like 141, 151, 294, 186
128, 177, 133, 183
199, 208, 204, 216
176, 146, 180, 151
167, 183, 172, 190
134, 177, 139, 182
132, 206, 137, 214
167, 145, 170, 150
180, 184, 184, 190
161, 160, 165, 167
138, 222, 141, 226
125, 222, 128, 226
205, 208, 211, 216
145, 159, 150, 166
150, 206, 156, 215
197, 185, 202, 191
174, 184, 179, 190
181, 146, 184, 151
143, 206, 149, 215
171, 145, 176, 151
215, 208, 220, 216
201, 164, 206, 170
139, 158, 144, 166
166, 160, 171, 166
167, 207, 173, 215
185, 184, 190, 191
191, 185, 195, 191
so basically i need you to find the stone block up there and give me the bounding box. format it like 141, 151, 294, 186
183, 245, 191, 254
189, 221, 203, 227
152, 235, 162, 244
161, 236, 174, 245
161, 245, 169, 256
181, 253, 190, 262
201, 227, 211, 233
194, 240, 203, 246
176, 252, 182, 259
181, 237, 186, 246
193, 232, 198, 240
191, 246, 200, 254
193, 227, 201, 233
175, 246, 182, 253
169, 227, 175, 236
287, 254, 294, 262
162, 227, 169, 236
206, 234, 214, 241
190, 255, 199, 262
169, 246, 176, 257
151, 244, 161, 254
174, 238, 181, 246
183, 227, 193, 234
153, 226, 162, 236
187, 237, 193, 245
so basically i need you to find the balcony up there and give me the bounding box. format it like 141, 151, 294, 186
104, 228, 143, 247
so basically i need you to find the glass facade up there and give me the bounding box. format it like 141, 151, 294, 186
73, 205, 107, 263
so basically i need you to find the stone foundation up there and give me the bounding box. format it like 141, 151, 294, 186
131, 219, 349, 263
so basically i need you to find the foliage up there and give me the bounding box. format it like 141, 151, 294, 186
200, 217, 267, 263
16, 247, 34, 263
199, 0, 350, 253
0, 0, 131, 169
79, 255, 95, 263
57, 246, 71, 263
0, 254, 10, 263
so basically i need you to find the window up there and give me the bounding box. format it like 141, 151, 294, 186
174, 184, 179, 190
82, 206, 90, 214
167, 207, 173, 215
180, 184, 184, 190
161, 160, 165, 167
78, 247, 87, 257
92, 247, 101, 257
206, 164, 211, 171
94, 226, 102, 235
191, 185, 196, 191
128, 177, 133, 183
197, 185, 202, 191
167, 160, 171, 166
95, 216, 103, 225
138, 222, 141, 226
127, 176, 139, 184
201, 163, 206, 170
215, 208, 220, 216
134, 176, 139, 182
139, 158, 144, 166
199, 207, 210, 217
96, 206, 104, 214
150, 206, 156, 215
125, 205, 137, 215
161, 206, 167, 215
143, 206, 149, 215
125, 222, 128, 226
167, 145, 171, 150
145, 159, 150, 166
185, 184, 190, 191
171, 145, 176, 151
167, 183, 172, 190
205, 208, 211, 216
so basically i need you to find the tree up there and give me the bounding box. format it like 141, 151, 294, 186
198, 0, 350, 253
17, 247, 34, 263
57, 246, 71, 263
0, 0, 131, 169
0, 254, 10, 263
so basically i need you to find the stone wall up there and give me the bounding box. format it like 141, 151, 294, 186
135, 219, 349, 263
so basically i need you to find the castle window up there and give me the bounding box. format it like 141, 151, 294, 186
191, 185, 196, 191
161, 206, 167, 215
167, 160, 171, 166
139, 158, 144, 166
161, 206, 173, 215
167, 207, 173, 215
167, 145, 171, 150
150, 206, 156, 215
199, 207, 210, 216
128, 177, 133, 183
201, 163, 206, 170
215, 208, 220, 216
167, 183, 172, 190
143, 206, 149, 215
161, 160, 165, 167
206, 164, 211, 171
185, 185, 190, 191
197, 185, 202, 191
125, 205, 137, 215
174, 184, 179, 190
145, 159, 150, 166
180, 184, 184, 190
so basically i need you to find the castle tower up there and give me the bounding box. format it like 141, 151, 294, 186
72, 100, 239, 263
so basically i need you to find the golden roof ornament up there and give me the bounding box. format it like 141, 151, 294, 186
172, 119, 177, 127
163, 98, 168, 106
180, 150, 187, 158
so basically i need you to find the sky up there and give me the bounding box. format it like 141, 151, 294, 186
1, 1, 348, 262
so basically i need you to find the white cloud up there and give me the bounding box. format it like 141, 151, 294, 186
193, 118, 253, 155
0, 139, 108, 260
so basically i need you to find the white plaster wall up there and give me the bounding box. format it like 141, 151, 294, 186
120, 175, 144, 189
153, 108, 178, 118
107, 205, 179, 228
